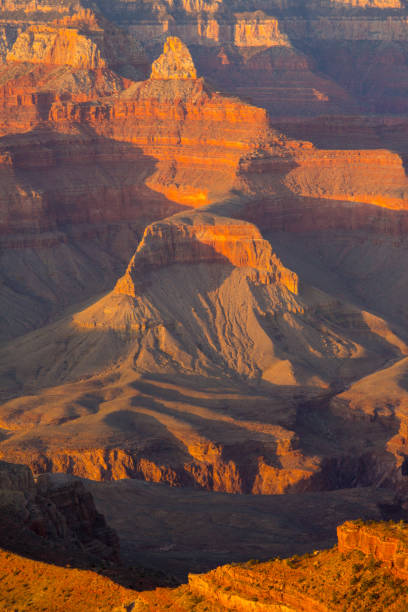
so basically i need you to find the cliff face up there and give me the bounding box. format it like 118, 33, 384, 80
103, 0, 408, 115
0, 459, 119, 563
150, 36, 197, 79
114, 213, 298, 296
338, 521, 408, 580
6, 10, 147, 71
8, 26, 107, 70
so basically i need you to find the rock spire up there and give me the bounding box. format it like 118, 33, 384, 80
150, 36, 197, 79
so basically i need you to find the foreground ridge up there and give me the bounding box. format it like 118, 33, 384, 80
1, 507, 408, 610
133, 520, 408, 611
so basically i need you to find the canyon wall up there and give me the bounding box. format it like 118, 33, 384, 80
338, 520, 408, 580
0, 459, 119, 562
114, 214, 299, 296
1, 0, 408, 503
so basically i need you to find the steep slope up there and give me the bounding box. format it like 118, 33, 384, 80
0, 459, 119, 564
0, 34, 270, 341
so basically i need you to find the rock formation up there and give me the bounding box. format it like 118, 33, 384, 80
7, 25, 107, 70
338, 520, 408, 580
114, 212, 299, 296
130, 519, 408, 610
150, 36, 197, 79
2, 518, 407, 610
0, 0, 408, 520
0, 459, 119, 563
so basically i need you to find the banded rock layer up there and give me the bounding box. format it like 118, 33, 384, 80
0, 11, 408, 504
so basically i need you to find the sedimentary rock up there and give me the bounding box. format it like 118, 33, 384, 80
1, 0, 408, 505
150, 36, 197, 79
114, 213, 299, 296
338, 520, 408, 580
131, 520, 408, 610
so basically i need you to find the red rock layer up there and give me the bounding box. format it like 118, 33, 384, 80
114, 213, 298, 296
338, 521, 408, 580
0, 129, 184, 238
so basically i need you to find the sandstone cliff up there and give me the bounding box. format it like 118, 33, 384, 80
114, 212, 298, 296
7, 25, 108, 70
6, 10, 147, 73
338, 520, 408, 580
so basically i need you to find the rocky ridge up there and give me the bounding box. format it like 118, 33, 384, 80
0, 459, 119, 563
114, 212, 299, 296
131, 519, 408, 611
338, 520, 408, 580
1, 518, 408, 610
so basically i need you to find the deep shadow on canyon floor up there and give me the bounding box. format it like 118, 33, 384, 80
86, 478, 402, 581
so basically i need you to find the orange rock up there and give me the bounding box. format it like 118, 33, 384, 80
150, 36, 197, 80
337, 521, 408, 580
114, 214, 298, 296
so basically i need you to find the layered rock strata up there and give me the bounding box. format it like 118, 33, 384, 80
132, 520, 408, 611
114, 213, 299, 296
150, 36, 197, 79
0, 35, 270, 340
1, 7, 408, 505
338, 520, 408, 580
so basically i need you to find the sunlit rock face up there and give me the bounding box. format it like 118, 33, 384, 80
150, 36, 197, 79
128, 520, 408, 610
6, 10, 147, 72
7, 26, 107, 70
114, 214, 299, 296
338, 521, 408, 581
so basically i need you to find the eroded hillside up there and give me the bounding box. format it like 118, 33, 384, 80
0, 0, 408, 509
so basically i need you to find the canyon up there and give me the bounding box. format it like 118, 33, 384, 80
1, 0, 408, 495
1, 0, 408, 606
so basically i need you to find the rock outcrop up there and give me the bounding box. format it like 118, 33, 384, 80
7, 25, 107, 70
150, 36, 197, 79
132, 519, 408, 610
338, 520, 408, 580
5, 9, 146, 72
114, 212, 298, 296
0, 459, 119, 563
